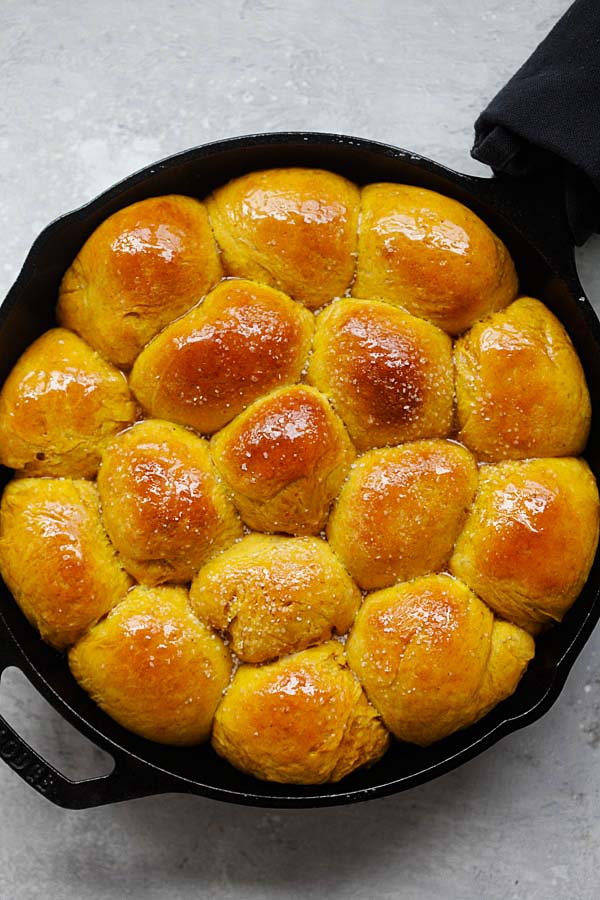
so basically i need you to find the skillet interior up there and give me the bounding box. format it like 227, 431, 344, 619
1, 133, 600, 807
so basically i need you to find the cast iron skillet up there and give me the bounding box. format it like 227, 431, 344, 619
1, 132, 600, 809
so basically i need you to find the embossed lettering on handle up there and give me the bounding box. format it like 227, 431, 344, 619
0, 714, 60, 799
0, 618, 182, 808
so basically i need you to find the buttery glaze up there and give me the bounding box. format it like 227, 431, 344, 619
69, 585, 232, 745
0, 328, 135, 478
206, 168, 360, 309
0, 169, 597, 783
212, 641, 389, 783
346, 573, 535, 746
0, 478, 131, 649
450, 457, 600, 632
130, 279, 314, 433
190, 533, 361, 663
211, 384, 356, 534
308, 298, 454, 450
58, 195, 222, 368
353, 183, 518, 334
327, 440, 478, 590
97, 419, 242, 584
454, 296, 592, 461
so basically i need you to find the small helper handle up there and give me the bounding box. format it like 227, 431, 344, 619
0, 623, 177, 808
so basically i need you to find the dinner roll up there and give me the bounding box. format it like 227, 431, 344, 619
69, 585, 232, 745
0, 478, 131, 650
352, 183, 518, 334
307, 298, 453, 450
212, 642, 389, 783
327, 440, 477, 590
206, 168, 360, 309
129, 279, 314, 434
190, 533, 360, 663
0, 328, 135, 478
2, 164, 597, 774
455, 296, 591, 461
58, 195, 222, 368
450, 457, 599, 632
211, 384, 355, 534
346, 573, 535, 746
97, 419, 241, 584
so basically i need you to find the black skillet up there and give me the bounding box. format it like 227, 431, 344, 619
0, 130, 599, 809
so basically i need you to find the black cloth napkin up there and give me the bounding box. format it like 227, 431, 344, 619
472, 0, 600, 245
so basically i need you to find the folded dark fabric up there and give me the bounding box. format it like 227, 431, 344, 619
472, 0, 600, 244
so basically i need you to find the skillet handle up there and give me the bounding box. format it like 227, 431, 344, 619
0, 632, 183, 808
472, 0, 600, 246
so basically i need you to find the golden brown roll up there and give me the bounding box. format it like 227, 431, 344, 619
206, 168, 360, 309
212, 641, 389, 783
455, 296, 591, 461
190, 533, 361, 663
327, 440, 478, 590
0, 478, 131, 650
211, 384, 356, 534
450, 457, 599, 632
69, 585, 232, 745
129, 279, 314, 434
2, 166, 597, 776
352, 183, 518, 334
307, 298, 453, 450
0, 328, 136, 478
58, 195, 222, 368
97, 419, 242, 584
346, 573, 535, 746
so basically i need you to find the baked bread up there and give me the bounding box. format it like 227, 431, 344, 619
58, 195, 222, 368
454, 296, 591, 461
0, 328, 135, 478
129, 279, 314, 434
0, 168, 596, 786
307, 298, 454, 450
346, 573, 535, 746
97, 419, 242, 584
450, 457, 599, 632
206, 168, 360, 309
0, 478, 131, 649
212, 642, 389, 783
211, 384, 355, 534
327, 440, 478, 590
353, 183, 518, 334
190, 533, 360, 663
69, 585, 231, 745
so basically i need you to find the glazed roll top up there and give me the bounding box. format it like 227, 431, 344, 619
97, 419, 242, 585
206, 167, 360, 309
58, 195, 222, 368
211, 384, 356, 535
0, 328, 135, 478
129, 279, 314, 434
190, 533, 361, 663
212, 642, 389, 783
352, 183, 518, 334
69, 585, 232, 745
450, 457, 600, 632
346, 573, 535, 746
0, 478, 131, 650
327, 440, 478, 590
455, 297, 591, 460
308, 298, 454, 450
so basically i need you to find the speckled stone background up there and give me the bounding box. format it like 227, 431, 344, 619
2, 1, 600, 898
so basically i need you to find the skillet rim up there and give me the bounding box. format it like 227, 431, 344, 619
1, 130, 599, 808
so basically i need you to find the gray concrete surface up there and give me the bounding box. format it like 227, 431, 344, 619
2, 1, 600, 898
